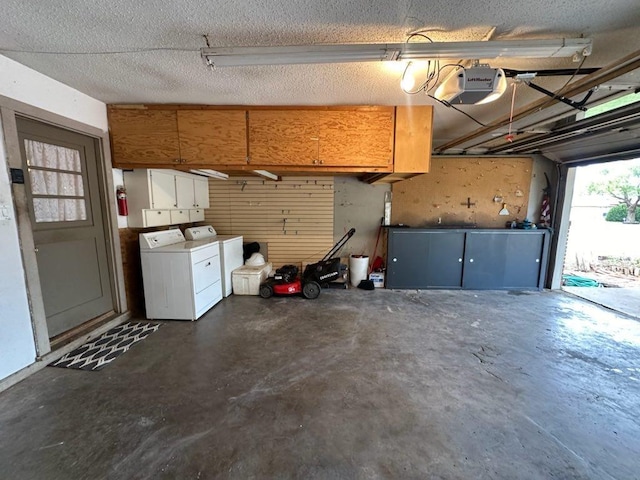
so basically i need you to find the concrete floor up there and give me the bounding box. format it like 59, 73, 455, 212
1, 289, 639, 479
564, 286, 640, 321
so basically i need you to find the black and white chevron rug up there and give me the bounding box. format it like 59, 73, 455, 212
50, 322, 160, 371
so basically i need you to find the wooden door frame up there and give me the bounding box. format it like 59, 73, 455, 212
0, 94, 127, 357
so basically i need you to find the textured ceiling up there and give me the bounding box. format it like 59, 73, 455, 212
2, 0, 640, 147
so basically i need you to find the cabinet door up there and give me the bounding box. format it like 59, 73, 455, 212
317, 109, 394, 167
425, 232, 465, 287
143, 209, 171, 227
177, 110, 248, 165
387, 231, 429, 289
463, 232, 509, 289
503, 233, 544, 288
193, 177, 210, 208
108, 109, 180, 167
248, 110, 319, 166
149, 170, 177, 209
394, 106, 433, 173
175, 175, 195, 208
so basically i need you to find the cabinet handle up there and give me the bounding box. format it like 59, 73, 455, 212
174, 204, 177, 207
392, 258, 397, 262
469, 258, 474, 263
157, 211, 162, 215
173, 159, 180, 163
205, 262, 211, 267
536, 259, 540, 263
312, 159, 318, 164
458, 258, 462, 262
319, 160, 324, 165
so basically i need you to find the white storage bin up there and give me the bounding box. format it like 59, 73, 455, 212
232, 263, 272, 295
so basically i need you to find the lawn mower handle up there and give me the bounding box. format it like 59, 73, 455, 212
321, 228, 356, 261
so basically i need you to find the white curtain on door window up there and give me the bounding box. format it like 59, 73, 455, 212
32, 198, 87, 223
25, 140, 87, 222
25, 140, 82, 171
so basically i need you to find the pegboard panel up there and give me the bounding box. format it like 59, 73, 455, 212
391, 157, 533, 228
205, 177, 334, 268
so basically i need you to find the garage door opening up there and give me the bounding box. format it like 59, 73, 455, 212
562, 158, 640, 319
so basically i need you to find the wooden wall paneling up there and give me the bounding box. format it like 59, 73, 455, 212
205, 177, 335, 268
108, 108, 180, 167
177, 110, 248, 165
391, 157, 533, 228
393, 106, 433, 173
119, 227, 147, 317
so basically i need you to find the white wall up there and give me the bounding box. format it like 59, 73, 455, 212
0, 117, 37, 379
0, 55, 109, 380
0, 55, 107, 130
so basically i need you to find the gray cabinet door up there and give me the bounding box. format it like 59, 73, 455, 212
425, 232, 465, 288
504, 234, 544, 288
463, 232, 509, 289
387, 230, 429, 288
464, 231, 545, 289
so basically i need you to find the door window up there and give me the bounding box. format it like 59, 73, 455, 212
24, 140, 88, 223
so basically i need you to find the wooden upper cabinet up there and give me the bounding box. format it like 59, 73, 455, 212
109, 105, 429, 172
177, 110, 248, 165
248, 107, 394, 168
317, 109, 394, 167
248, 110, 319, 166
393, 105, 433, 173
108, 109, 180, 167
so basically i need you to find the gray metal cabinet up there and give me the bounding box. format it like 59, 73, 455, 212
387, 230, 465, 288
387, 230, 430, 288
463, 231, 546, 289
387, 228, 549, 290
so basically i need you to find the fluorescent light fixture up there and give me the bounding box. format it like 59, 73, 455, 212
189, 169, 229, 180
252, 170, 280, 181
201, 38, 591, 67
434, 65, 508, 105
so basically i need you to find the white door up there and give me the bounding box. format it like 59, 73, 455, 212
175, 175, 195, 208
150, 170, 176, 208
193, 177, 210, 208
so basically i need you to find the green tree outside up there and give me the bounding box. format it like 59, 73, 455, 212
588, 166, 640, 224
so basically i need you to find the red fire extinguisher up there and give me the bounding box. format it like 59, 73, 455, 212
116, 186, 128, 216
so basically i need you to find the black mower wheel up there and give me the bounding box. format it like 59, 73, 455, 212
259, 283, 274, 299
302, 281, 321, 299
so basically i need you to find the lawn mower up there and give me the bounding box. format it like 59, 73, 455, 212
259, 228, 356, 300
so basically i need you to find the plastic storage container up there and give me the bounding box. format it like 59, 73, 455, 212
232, 263, 272, 295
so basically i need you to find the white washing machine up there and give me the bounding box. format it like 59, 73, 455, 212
184, 226, 243, 297
140, 229, 222, 320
